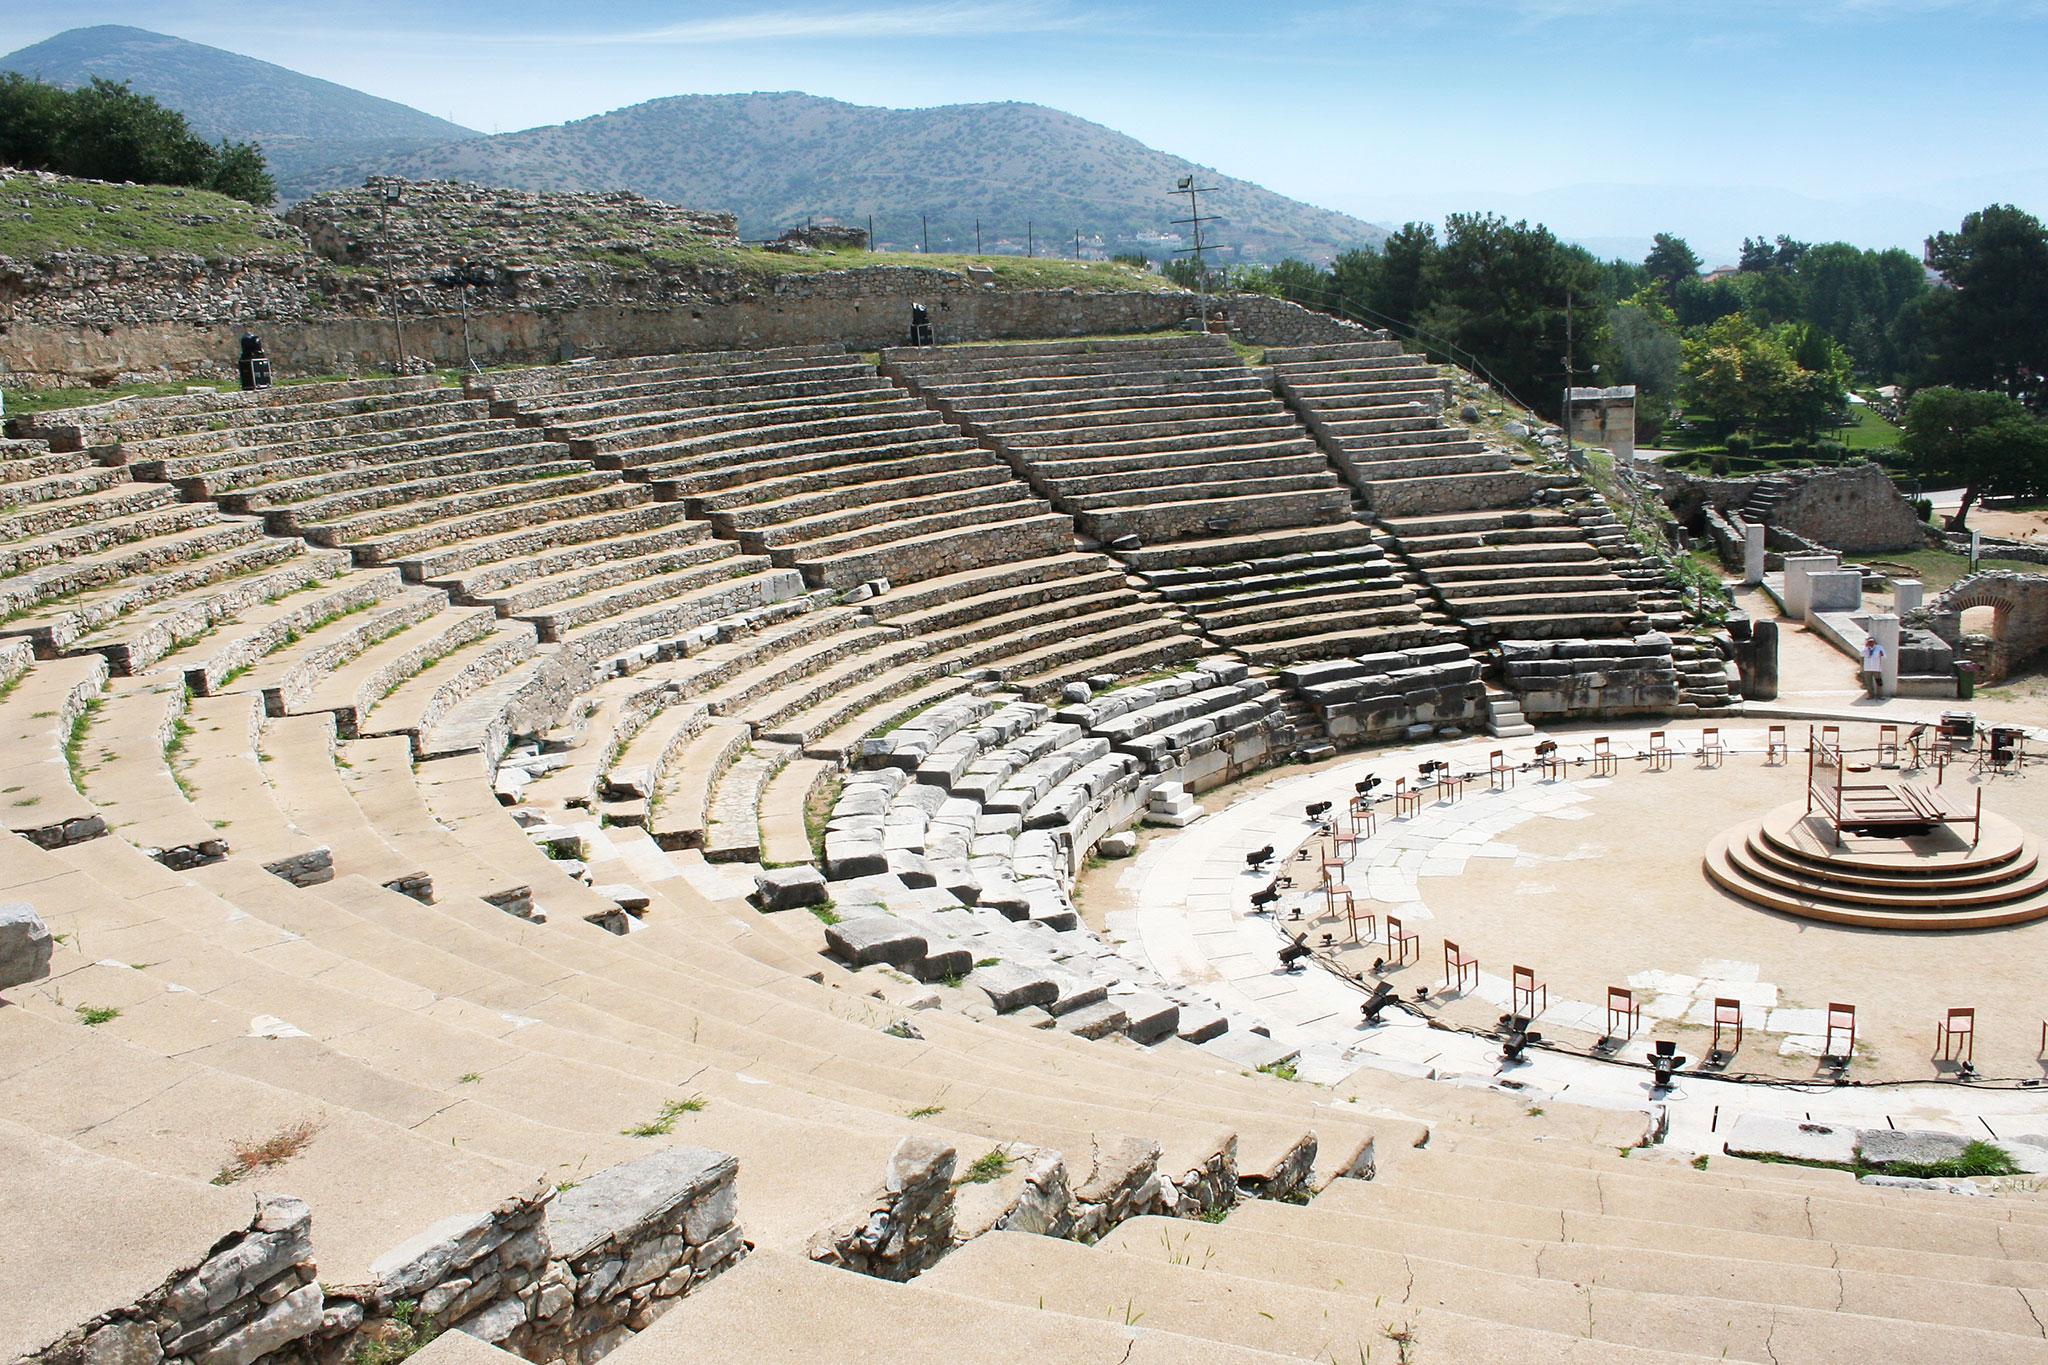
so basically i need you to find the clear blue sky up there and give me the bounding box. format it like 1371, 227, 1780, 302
8, 1, 2046, 262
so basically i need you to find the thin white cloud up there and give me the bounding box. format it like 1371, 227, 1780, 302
533, 2, 1085, 45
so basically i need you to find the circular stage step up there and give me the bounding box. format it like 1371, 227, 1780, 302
1704, 801, 2048, 930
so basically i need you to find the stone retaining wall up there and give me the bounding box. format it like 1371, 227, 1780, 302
3, 269, 1360, 388
18, 1149, 744, 1365
1500, 633, 1682, 720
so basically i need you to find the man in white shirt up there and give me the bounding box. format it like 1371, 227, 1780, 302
1860, 638, 1885, 698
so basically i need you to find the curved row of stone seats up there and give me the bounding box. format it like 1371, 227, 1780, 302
279, 733, 1403, 1187
72, 374, 803, 710
476, 349, 1203, 712
1265, 340, 1554, 516
1377, 507, 1652, 644
881, 336, 1441, 668
489, 351, 1075, 590
885, 335, 1354, 545
6, 374, 445, 451
0, 436, 348, 672
1278, 643, 1489, 746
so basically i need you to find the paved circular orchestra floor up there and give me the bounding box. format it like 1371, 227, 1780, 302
1091, 715, 2048, 1149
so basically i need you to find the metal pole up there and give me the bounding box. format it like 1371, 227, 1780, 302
867, 214, 873, 251
1563, 287, 1574, 458
921, 215, 928, 253
1028, 223, 1034, 258
975, 219, 981, 255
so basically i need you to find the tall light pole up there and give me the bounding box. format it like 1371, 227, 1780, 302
1171, 175, 1221, 331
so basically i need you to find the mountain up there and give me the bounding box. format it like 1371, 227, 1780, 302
304, 92, 1387, 264
0, 26, 480, 199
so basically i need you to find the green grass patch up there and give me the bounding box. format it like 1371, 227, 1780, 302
960, 1147, 1015, 1185
621, 1095, 708, 1136
0, 172, 299, 262
74, 1003, 120, 1026
1254, 1059, 1299, 1082
63, 697, 103, 792
349, 1299, 438, 1365
807, 901, 841, 926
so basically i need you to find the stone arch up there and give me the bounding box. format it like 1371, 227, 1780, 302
1929, 571, 2048, 682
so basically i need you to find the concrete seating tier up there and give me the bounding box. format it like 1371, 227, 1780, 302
884, 337, 1440, 668
487, 352, 1077, 592
886, 335, 1357, 546
1379, 508, 1653, 644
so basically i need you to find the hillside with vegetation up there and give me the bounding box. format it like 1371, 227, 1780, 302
0, 26, 480, 199
0, 169, 299, 259
285, 91, 1387, 265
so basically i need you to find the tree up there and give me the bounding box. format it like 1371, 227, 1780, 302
1900, 386, 2048, 530
0, 74, 273, 205
1916, 204, 2048, 411
1416, 212, 1603, 416
1680, 315, 1845, 438
1643, 232, 1701, 300
1605, 286, 1682, 396
0, 73, 70, 172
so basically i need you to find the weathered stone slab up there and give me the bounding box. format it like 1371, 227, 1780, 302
968, 962, 1058, 1013
1722, 1113, 1857, 1166
823, 917, 927, 968
753, 865, 827, 910
0, 901, 54, 990
1855, 1128, 1975, 1170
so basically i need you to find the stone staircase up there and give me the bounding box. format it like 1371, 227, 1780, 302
884, 336, 1465, 671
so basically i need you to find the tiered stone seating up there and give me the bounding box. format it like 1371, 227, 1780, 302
0, 427, 347, 673
814, 659, 1293, 1050
478, 347, 1204, 715
885, 336, 1458, 667
1266, 342, 1662, 637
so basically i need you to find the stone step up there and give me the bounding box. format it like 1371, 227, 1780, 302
660, 436, 986, 499
292, 603, 501, 736
1080, 487, 1353, 545
795, 509, 1076, 591
341, 481, 651, 568
602, 1247, 1300, 1365
0, 494, 219, 579
1065, 471, 1345, 513
397, 497, 704, 584
221, 438, 576, 516
513, 550, 781, 643
927, 1228, 1730, 1365
683, 450, 999, 517
224, 584, 451, 715
462, 535, 737, 618
866, 552, 1115, 622
1114, 521, 1382, 571
1104, 1215, 2042, 1365
181, 423, 548, 497
293, 467, 614, 545
734, 478, 1024, 550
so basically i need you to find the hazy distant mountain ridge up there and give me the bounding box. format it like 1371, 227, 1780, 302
0, 26, 481, 198
308, 91, 1387, 264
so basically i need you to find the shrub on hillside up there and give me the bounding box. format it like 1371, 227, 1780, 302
0, 73, 273, 204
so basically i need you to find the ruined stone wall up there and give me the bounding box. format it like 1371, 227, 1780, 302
1928, 570, 2048, 682
19, 1149, 744, 1365
1767, 463, 1924, 553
